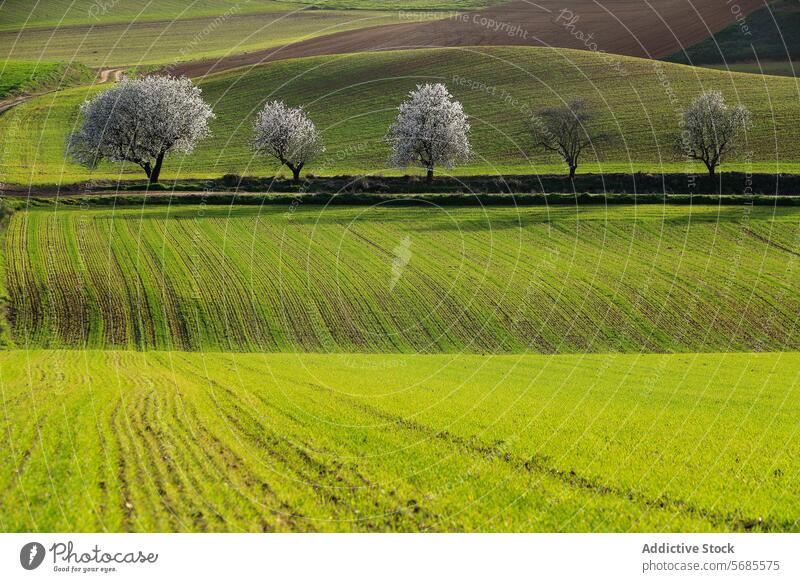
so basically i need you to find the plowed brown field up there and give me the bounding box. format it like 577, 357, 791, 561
170, 0, 766, 78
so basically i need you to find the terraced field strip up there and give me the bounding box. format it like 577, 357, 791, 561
3, 47, 800, 184
0, 0, 493, 30
0, 1, 300, 30
0, 11, 420, 68
1, 350, 797, 532
7, 204, 800, 353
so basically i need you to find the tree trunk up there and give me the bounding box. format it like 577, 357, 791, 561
569, 165, 577, 179
286, 162, 303, 184
149, 152, 165, 184
426, 168, 434, 184
706, 162, 716, 178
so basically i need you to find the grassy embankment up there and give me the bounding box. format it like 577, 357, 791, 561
0, 60, 94, 100
1, 47, 799, 185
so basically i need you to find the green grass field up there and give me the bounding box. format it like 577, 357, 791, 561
7, 203, 800, 353
0, 0, 490, 30
0, 60, 93, 100
666, 0, 800, 70
280, 0, 499, 8
0, 1, 294, 30
1, 349, 797, 532
2, 47, 799, 185
2, 1, 799, 536
0, 11, 417, 68
3, 201, 799, 532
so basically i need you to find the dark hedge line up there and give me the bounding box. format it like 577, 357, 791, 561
31, 172, 798, 196
30, 192, 800, 208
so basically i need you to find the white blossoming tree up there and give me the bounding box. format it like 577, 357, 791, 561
252, 101, 324, 183
386, 83, 471, 183
679, 90, 751, 177
67, 75, 215, 184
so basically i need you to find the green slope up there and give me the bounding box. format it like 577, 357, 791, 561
1, 47, 799, 185
0, 1, 300, 30
666, 0, 800, 75
279, 0, 500, 8
0, 60, 93, 100
0, 11, 421, 68
7, 204, 800, 353
0, 0, 492, 30
1, 349, 797, 532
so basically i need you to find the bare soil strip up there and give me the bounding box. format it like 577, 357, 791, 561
168, 0, 766, 78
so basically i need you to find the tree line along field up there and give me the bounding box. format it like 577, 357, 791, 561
0, 349, 797, 532
2, 47, 800, 185
6, 203, 800, 353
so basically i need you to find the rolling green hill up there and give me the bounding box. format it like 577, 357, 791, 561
7, 203, 800, 353
666, 0, 800, 77
1, 47, 799, 185
0, 60, 93, 100
281, 0, 500, 8
0, 11, 420, 68
0, 0, 491, 30
3, 0, 799, 539
0, 1, 302, 30
1, 349, 798, 532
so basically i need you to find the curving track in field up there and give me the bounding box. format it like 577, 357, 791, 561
98, 68, 125, 83
1, 349, 798, 532
169, 0, 767, 78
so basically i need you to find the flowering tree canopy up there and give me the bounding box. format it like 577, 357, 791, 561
67, 75, 214, 183
252, 101, 324, 183
385, 83, 471, 182
679, 90, 750, 176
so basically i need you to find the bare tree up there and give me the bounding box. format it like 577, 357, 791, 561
252, 101, 324, 183
678, 90, 750, 177
386, 83, 471, 183
67, 75, 214, 183
529, 100, 596, 179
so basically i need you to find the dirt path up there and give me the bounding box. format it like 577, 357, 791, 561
98, 68, 124, 83
168, 0, 766, 79
0, 94, 32, 115
0, 68, 123, 117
